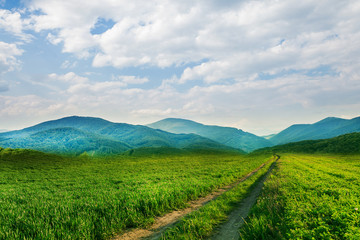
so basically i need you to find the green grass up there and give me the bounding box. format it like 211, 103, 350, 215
0, 148, 270, 239
159, 157, 275, 240
239, 154, 360, 239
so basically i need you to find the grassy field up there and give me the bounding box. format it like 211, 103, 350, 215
0, 148, 270, 239
3, 148, 359, 240
239, 154, 360, 239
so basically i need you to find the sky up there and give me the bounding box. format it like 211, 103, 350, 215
0, 0, 359, 135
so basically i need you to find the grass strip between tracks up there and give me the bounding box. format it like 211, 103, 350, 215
158, 157, 276, 239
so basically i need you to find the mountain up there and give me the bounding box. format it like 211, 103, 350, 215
270, 116, 360, 145
147, 118, 273, 152
0, 116, 237, 155
258, 132, 360, 154
0, 127, 131, 155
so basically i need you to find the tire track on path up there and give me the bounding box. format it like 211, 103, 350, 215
210, 155, 280, 240
112, 157, 276, 240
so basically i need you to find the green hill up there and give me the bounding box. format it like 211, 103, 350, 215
270, 116, 360, 145
0, 116, 236, 155
0, 147, 67, 167
148, 118, 273, 152
259, 132, 360, 154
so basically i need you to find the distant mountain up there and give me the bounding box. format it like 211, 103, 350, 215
270, 116, 360, 145
258, 132, 360, 154
0, 116, 237, 155
147, 118, 273, 152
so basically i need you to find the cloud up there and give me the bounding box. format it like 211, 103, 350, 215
0, 9, 33, 42
24, 0, 360, 88
48, 72, 149, 92
48, 72, 128, 95
0, 41, 23, 73
48, 73, 150, 102
46, 33, 62, 45
112, 75, 149, 85
0, 95, 60, 116
60, 60, 78, 69
49, 72, 88, 84
39, 70, 360, 121
2, 67, 359, 134
131, 108, 176, 116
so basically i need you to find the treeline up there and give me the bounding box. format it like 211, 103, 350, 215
256, 132, 360, 154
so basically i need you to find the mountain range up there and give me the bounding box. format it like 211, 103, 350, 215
0, 115, 359, 155
269, 116, 360, 145
0, 116, 237, 155
147, 118, 273, 152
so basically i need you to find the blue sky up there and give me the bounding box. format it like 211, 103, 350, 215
0, 0, 360, 135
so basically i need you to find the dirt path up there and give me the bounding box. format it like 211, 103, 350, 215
112, 158, 275, 240
210, 156, 279, 240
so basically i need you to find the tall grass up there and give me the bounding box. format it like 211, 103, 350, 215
0, 149, 270, 239
239, 154, 360, 239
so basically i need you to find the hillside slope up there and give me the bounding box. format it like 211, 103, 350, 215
0, 127, 131, 155
260, 132, 360, 154
148, 118, 273, 152
270, 116, 360, 145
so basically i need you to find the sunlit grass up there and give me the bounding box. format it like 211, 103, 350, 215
239, 153, 360, 239
0, 148, 269, 239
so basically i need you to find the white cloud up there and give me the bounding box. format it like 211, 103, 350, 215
48, 72, 149, 93
112, 75, 149, 85
49, 72, 88, 84
0, 95, 59, 116
42, 70, 360, 124
2, 67, 359, 134
0, 10, 32, 75
60, 60, 78, 69
0, 9, 33, 42
24, 0, 360, 86
46, 33, 62, 45
131, 108, 176, 116
0, 41, 23, 73
48, 72, 128, 94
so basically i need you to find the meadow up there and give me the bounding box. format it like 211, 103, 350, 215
0, 148, 270, 239
239, 154, 360, 239
2, 147, 359, 240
